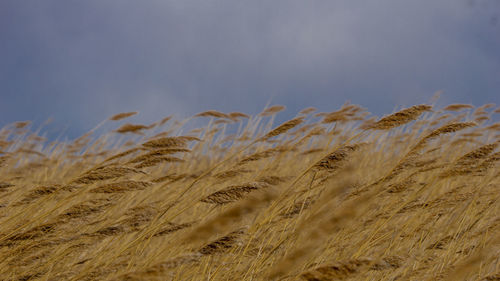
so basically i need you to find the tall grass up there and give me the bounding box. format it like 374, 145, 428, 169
0, 103, 499, 280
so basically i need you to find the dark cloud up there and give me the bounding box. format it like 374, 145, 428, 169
1, 0, 499, 138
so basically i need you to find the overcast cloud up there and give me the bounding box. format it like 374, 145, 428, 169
1, 0, 499, 138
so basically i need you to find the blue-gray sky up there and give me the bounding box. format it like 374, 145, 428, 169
1, 0, 499, 138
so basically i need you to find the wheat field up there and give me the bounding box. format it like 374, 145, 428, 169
0, 103, 499, 281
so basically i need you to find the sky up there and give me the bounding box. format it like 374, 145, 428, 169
1, 0, 499, 139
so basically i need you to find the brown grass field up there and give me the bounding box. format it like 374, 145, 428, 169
0, 103, 499, 281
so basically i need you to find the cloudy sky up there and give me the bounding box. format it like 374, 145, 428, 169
1, 0, 499, 138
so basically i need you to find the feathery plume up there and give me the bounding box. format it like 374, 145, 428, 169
115, 123, 150, 134
195, 110, 230, 119
102, 147, 142, 163
229, 112, 250, 119
128, 148, 190, 163
443, 104, 474, 111
237, 146, 289, 165
109, 112, 138, 121
313, 144, 361, 171
299, 107, 317, 115
14, 185, 59, 205
154, 222, 193, 237
201, 182, 269, 205
73, 166, 145, 184
89, 180, 152, 193
133, 156, 184, 168
142, 137, 187, 149
260, 117, 304, 141
411, 122, 476, 153
300, 259, 373, 280
368, 104, 432, 130
197, 229, 245, 255
158, 116, 172, 126
321, 104, 365, 124
58, 198, 114, 220
259, 105, 286, 117
14, 121, 31, 129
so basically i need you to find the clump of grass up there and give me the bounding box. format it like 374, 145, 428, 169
0, 102, 498, 281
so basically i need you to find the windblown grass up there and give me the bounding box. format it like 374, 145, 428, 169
0, 103, 499, 280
